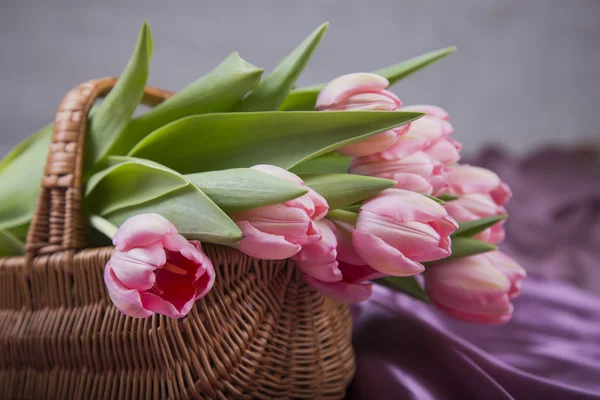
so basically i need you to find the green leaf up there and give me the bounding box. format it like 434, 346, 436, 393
437, 193, 459, 202
326, 209, 358, 225
104, 185, 242, 246
452, 215, 507, 238
86, 22, 152, 169
85, 156, 242, 246
106, 52, 264, 157
373, 46, 456, 86
373, 276, 429, 302
423, 194, 446, 205
129, 111, 422, 174
279, 46, 456, 111
236, 23, 328, 111
0, 230, 25, 257
290, 152, 350, 175
302, 173, 395, 209
184, 168, 308, 212
447, 237, 497, 259
85, 157, 188, 215
0, 124, 53, 230
342, 203, 362, 213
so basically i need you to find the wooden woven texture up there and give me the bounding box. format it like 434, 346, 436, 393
0, 78, 355, 399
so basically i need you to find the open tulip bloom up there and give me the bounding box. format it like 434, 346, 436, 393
0, 22, 524, 325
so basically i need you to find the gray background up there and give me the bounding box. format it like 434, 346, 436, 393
1, 0, 599, 156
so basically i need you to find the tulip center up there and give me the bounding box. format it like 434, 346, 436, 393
149, 250, 201, 311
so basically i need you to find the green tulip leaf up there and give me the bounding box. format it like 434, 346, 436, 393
290, 152, 351, 175
106, 52, 264, 157
185, 169, 308, 212
85, 156, 242, 246
0, 124, 52, 231
326, 209, 358, 225
452, 215, 507, 238
423, 194, 446, 205
104, 184, 242, 246
86, 22, 152, 169
437, 193, 459, 202
279, 46, 456, 111
302, 173, 395, 210
236, 23, 328, 111
0, 230, 25, 257
373, 46, 456, 86
342, 203, 362, 213
447, 237, 498, 259
128, 111, 422, 174
373, 276, 429, 302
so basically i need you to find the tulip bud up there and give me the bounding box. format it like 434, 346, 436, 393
350, 151, 447, 196
444, 194, 507, 244
104, 213, 215, 319
353, 189, 458, 276
232, 165, 329, 260
424, 251, 526, 325
372, 114, 454, 160
399, 104, 450, 121
292, 220, 342, 283
446, 165, 512, 206
424, 138, 462, 166
316, 73, 406, 157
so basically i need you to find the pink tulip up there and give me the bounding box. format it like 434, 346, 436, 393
292, 220, 341, 283
446, 165, 512, 206
104, 213, 215, 319
329, 219, 366, 266
232, 165, 328, 260
424, 251, 526, 325
424, 138, 462, 166
304, 275, 373, 304
316, 72, 406, 157
371, 114, 454, 160
353, 189, 458, 277
444, 193, 507, 244
350, 151, 447, 196
399, 105, 450, 121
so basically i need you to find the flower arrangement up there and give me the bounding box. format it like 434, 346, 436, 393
0, 22, 525, 325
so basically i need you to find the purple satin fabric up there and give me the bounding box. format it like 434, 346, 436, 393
348, 148, 600, 399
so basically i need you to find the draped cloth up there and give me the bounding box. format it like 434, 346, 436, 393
348, 148, 600, 399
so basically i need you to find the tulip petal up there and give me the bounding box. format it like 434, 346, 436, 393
236, 220, 302, 259
109, 243, 164, 291
360, 189, 449, 224
316, 73, 393, 110
352, 230, 425, 276
304, 275, 373, 304
399, 105, 450, 121
104, 263, 153, 318
139, 291, 194, 319
336, 130, 402, 157
338, 262, 384, 284
251, 164, 305, 185
112, 213, 176, 252
330, 220, 366, 266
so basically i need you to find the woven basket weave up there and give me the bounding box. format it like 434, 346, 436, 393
0, 78, 355, 399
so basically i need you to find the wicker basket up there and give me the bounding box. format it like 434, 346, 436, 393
0, 78, 356, 399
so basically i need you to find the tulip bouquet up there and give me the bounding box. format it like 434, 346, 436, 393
0, 22, 525, 325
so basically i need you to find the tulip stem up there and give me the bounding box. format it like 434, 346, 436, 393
326, 209, 358, 225
89, 215, 118, 239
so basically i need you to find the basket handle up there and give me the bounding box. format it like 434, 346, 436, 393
25, 77, 173, 255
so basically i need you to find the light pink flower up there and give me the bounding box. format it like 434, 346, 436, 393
329, 219, 366, 266
424, 251, 526, 325
316, 72, 406, 157
370, 114, 454, 160
424, 138, 462, 166
232, 165, 328, 260
292, 220, 341, 283
444, 165, 511, 244
444, 194, 507, 244
353, 189, 458, 277
399, 105, 450, 121
446, 164, 512, 206
104, 213, 215, 319
350, 151, 447, 196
